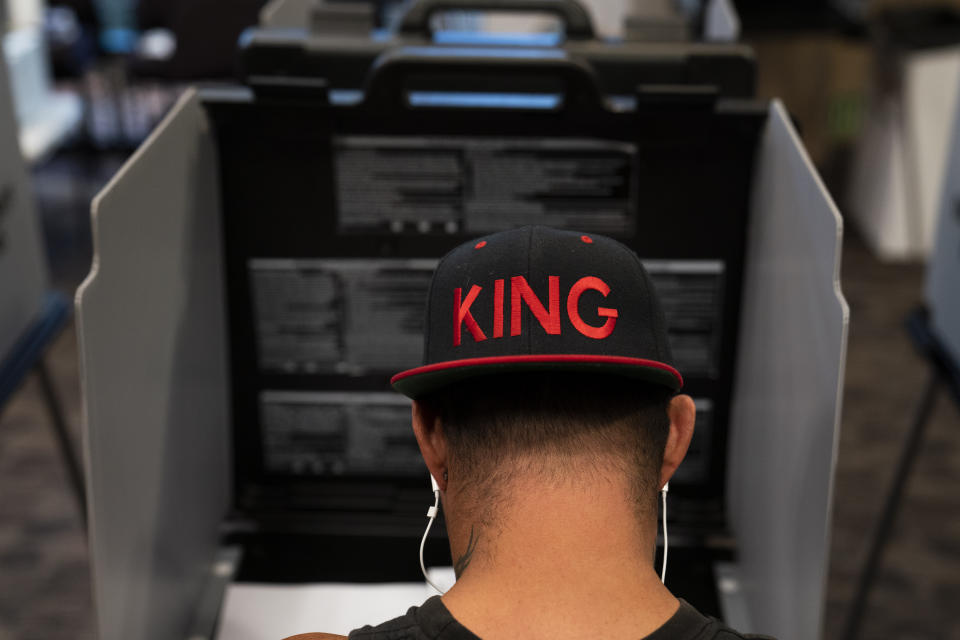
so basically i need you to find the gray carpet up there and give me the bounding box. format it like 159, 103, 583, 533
0, 324, 94, 640
0, 208, 958, 639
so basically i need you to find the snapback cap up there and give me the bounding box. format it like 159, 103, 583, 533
391, 226, 682, 399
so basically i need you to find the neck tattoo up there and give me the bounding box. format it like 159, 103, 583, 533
454, 525, 479, 578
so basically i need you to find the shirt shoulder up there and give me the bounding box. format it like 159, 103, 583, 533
663, 601, 777, 640
349, 597, 478, 640
348, 605, 429, 640
700, 620, 777, 640
714, 632, 777, 640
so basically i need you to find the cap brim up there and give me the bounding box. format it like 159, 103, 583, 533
391, 354, 683, 399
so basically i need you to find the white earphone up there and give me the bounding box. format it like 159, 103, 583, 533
660, 481, 669, 585
420, 474, 445, 594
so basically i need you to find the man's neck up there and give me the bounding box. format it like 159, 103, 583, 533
440, 474, 678, 640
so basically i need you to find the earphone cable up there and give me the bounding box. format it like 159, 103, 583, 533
660, 484, 669, 584
420, 488, 446, 594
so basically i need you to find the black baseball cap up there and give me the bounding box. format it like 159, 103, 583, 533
391, 226, 682, 399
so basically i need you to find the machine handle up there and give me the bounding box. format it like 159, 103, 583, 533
397, 0, 595, 40
363, 47, 605, 113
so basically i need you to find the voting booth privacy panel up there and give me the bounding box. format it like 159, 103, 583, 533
846, 16, 960, 261
725, 101, 848, 639
77, 58, 847, 640
926, 71, 960, 369
0, 52, 48, 370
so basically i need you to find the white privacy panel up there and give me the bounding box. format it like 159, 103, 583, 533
0, 48, 47, 362
76, 89, 230, 640
727, 100, 849, 640
926, 70, 960, 369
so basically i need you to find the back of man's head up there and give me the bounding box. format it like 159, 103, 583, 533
421, 372, 672, 523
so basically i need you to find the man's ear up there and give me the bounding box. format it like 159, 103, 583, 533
412, 399, 449, 491
659, 394, 696, 489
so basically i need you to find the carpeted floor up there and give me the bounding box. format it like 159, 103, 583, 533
0, 158, 958, 639
0, 323, 93, 640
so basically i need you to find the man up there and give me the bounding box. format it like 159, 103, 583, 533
286, 226, 770, 640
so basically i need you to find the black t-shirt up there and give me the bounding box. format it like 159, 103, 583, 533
348, 596, 774, 640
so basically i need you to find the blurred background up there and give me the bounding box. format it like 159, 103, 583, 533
0, 0, 958, 639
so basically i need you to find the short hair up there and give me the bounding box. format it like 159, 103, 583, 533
421, 373, 672, 522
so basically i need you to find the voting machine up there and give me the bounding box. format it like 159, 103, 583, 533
77, 25, 848, 640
